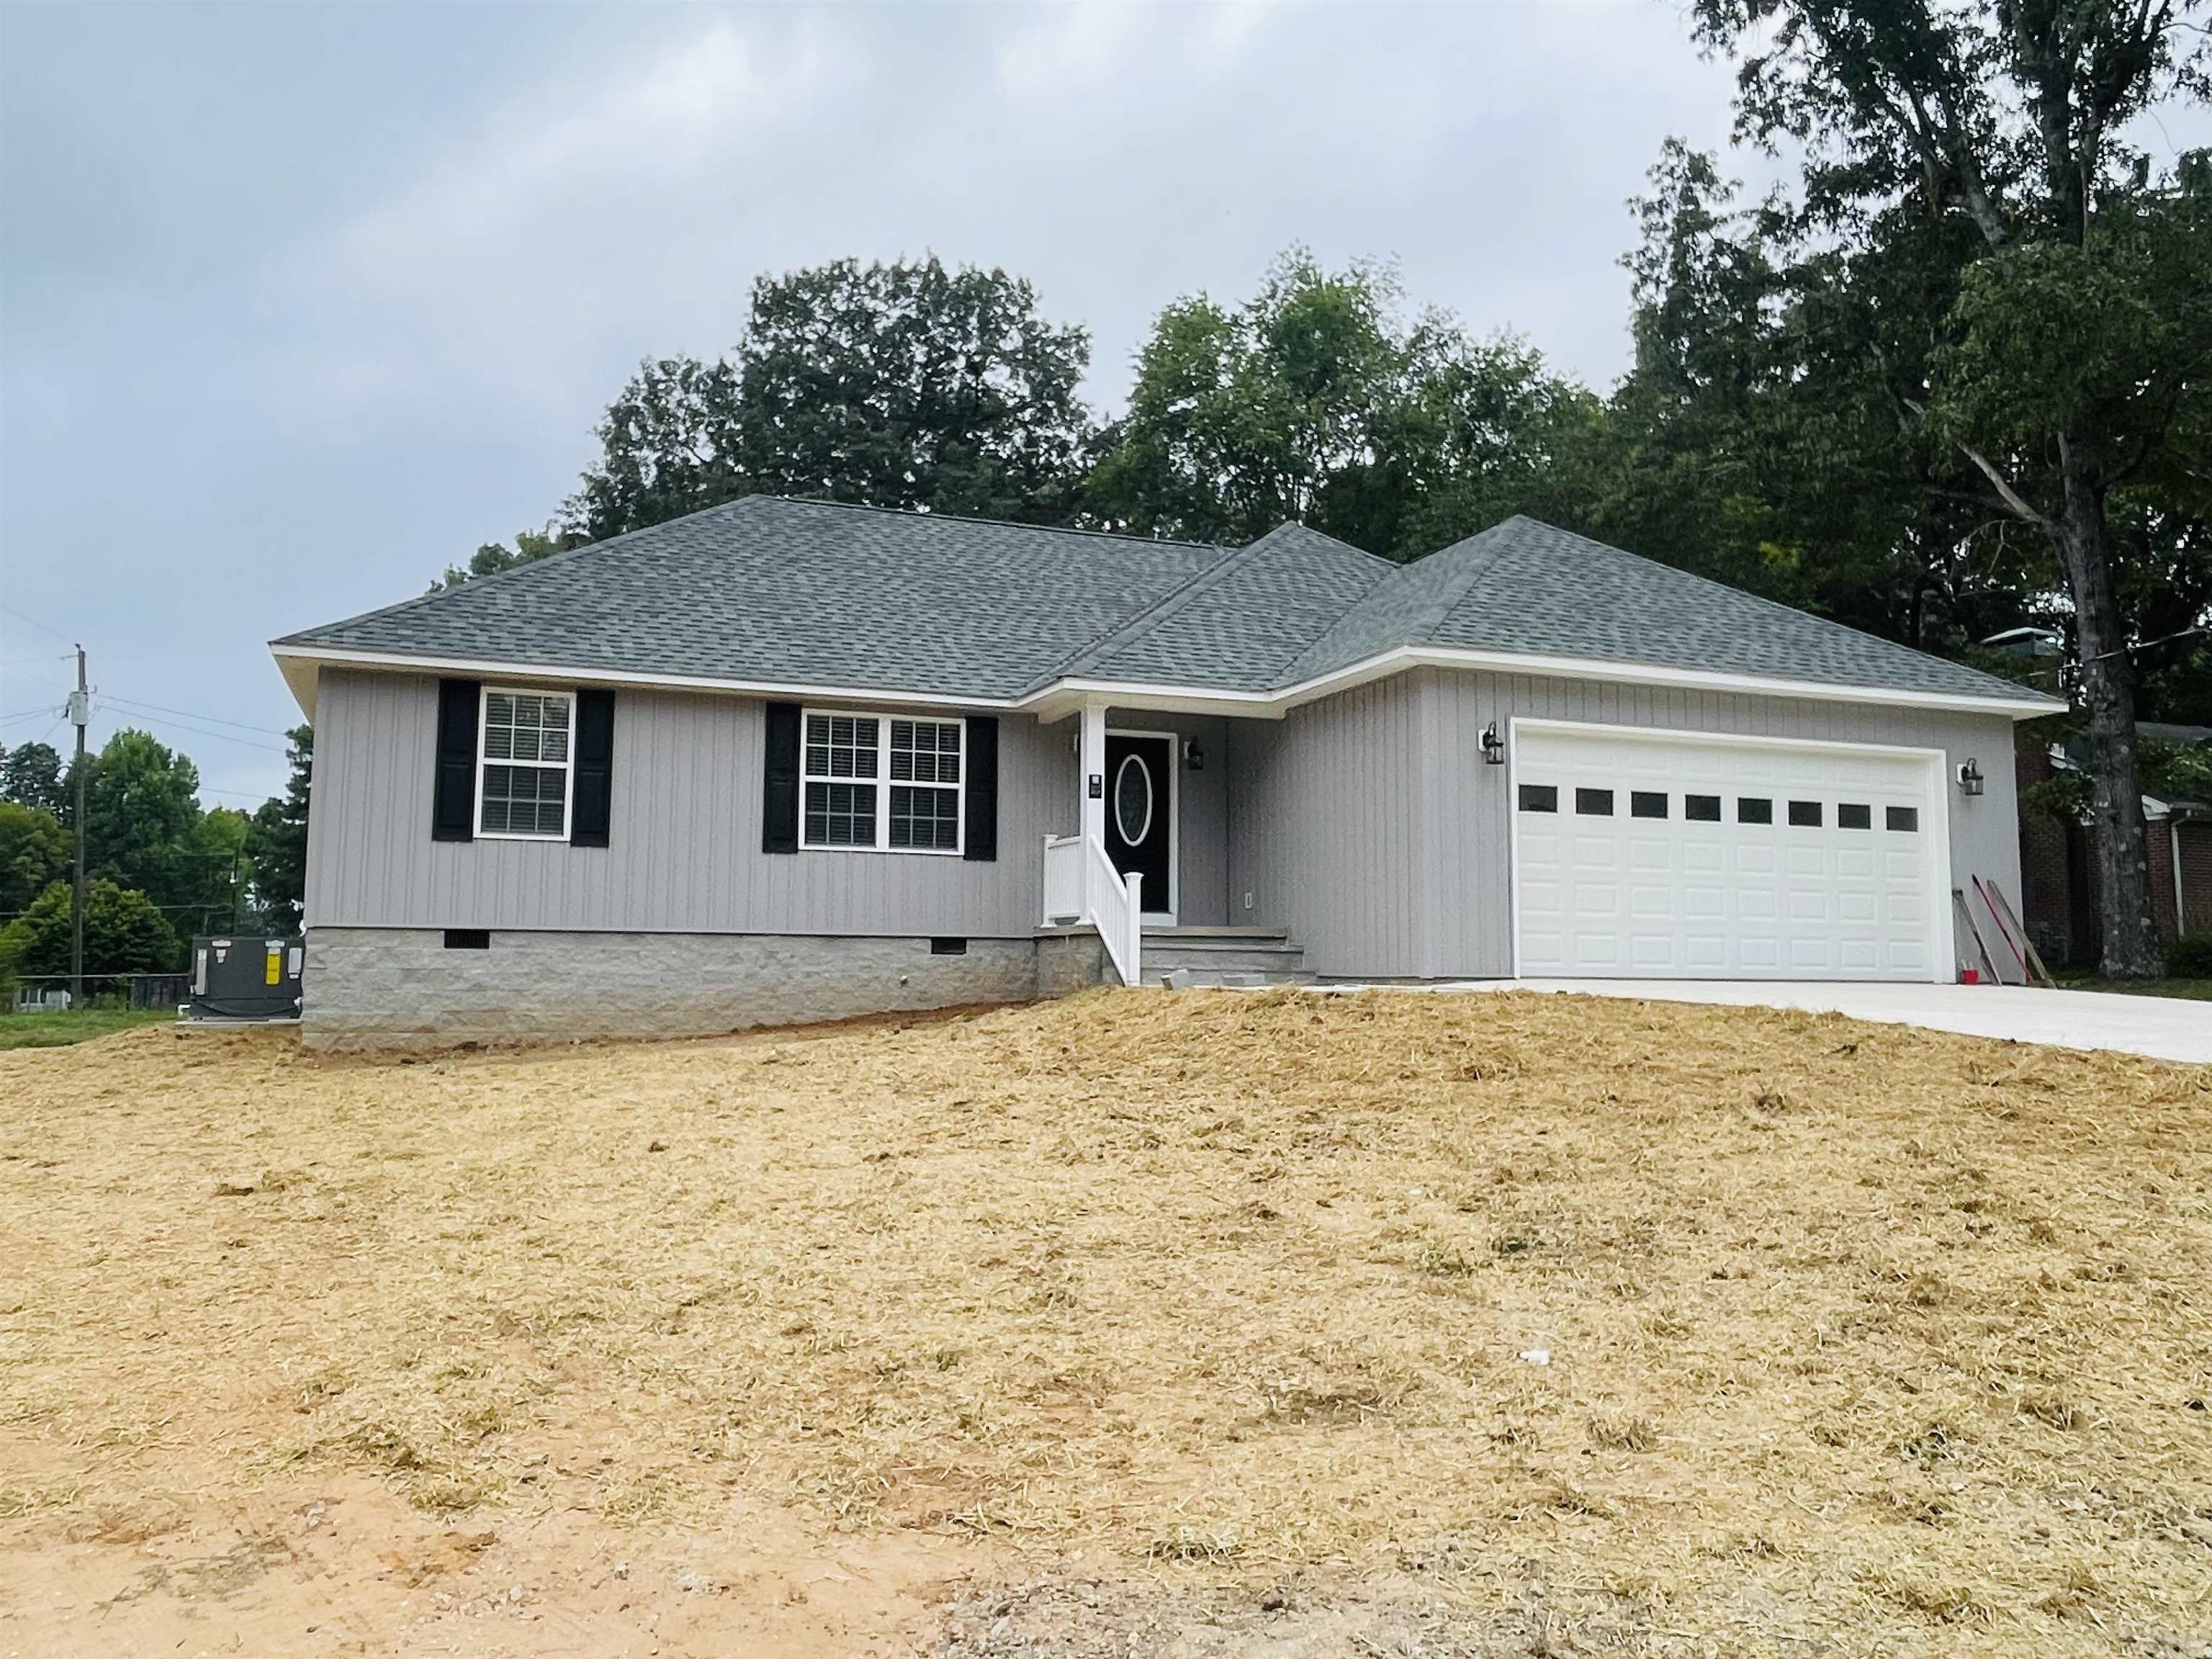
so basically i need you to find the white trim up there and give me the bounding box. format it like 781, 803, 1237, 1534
2172, 817, 2188, 935
1107, 725, 1179, 923
270, 643, 1022, 721
1030, 647, 2060, 722
796, 705, 965, 857
271, 639, 2062, 725
1506, 718, 1956, 984
474, 685, 577, 842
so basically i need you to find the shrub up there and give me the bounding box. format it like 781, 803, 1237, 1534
2165, 931, 2212, 978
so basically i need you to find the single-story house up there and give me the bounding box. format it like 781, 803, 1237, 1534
272, 496, 2062, 1048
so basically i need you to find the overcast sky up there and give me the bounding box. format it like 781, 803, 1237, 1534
0, 2, 1839, 805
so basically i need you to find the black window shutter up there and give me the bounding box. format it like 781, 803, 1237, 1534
763, 701, 800, 854
963, 715, 998, 861
431, 678, 480, 842
572, 689, 615, 848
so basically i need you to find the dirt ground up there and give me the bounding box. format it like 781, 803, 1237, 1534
1, 988, 2207, 1657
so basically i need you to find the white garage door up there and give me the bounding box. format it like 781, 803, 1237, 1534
1512, 723, 1947, 981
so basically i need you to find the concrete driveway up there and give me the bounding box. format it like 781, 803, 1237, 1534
1326, 979, 2212, 1065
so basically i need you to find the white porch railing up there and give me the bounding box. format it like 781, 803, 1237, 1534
1041, 833, 1143, 986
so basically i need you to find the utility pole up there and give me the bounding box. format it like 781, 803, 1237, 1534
68, 646, 89, 1009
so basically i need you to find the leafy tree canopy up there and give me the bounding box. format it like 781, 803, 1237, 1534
0, 878, 181, 980
1, 741, 66, 817
0, 801, 67, 920
1087, 250, 1596, 559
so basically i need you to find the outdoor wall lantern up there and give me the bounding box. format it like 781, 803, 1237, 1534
1956, 757, 1984, 796
1480, 722, 1506, 766
1184, 738, 1205, 771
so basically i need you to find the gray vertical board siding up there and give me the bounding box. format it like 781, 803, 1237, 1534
1226, 673, 1431, 977
307, 670, 1076, 935
1223, 666, 2022, 981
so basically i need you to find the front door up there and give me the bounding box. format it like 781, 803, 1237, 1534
1104, 732, 1174, 920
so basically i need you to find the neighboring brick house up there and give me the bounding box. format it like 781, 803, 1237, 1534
2015, 721, 2212, 965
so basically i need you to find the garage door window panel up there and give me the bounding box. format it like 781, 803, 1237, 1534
1737, 797, 1774, 824
1518, 784, 1558, 813
1575, 788, 1615, 816
1685, 794, 1722, 822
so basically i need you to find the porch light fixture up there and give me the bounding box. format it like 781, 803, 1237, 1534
1956, 757, 1984, 796
1480, 722, 1506, 766
1184, 738, 1205, 771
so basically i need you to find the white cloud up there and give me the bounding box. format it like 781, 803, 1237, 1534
992, 1, 1277, 96
283, 15, 856, 421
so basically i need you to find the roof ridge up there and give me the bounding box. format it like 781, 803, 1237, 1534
1401, 518, 1521, 644
775, 493, 1230, 554
271, 495, 765, 647
1031, 525, 1285, 692
1274, 518, 1516, 684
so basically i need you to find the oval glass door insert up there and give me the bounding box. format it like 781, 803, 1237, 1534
1113, 753, 1154, 845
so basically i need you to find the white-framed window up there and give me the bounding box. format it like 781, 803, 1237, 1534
477, 687, 575, 840
801, 708, 963, 854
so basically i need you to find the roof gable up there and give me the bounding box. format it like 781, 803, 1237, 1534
1071, 523, 1393, 691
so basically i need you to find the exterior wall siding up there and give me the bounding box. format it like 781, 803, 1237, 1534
1230, 666, 2022, 981
306, 670, 1076, 936
1226, 675, 1432, 978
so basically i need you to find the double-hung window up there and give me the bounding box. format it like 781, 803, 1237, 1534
801, 709, 963, 853
477, 688, 574, 839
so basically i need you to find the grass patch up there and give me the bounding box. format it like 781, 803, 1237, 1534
2054, 973, 2212, 1000
0, 1006, 171, 1050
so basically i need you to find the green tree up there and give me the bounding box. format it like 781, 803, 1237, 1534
733, 256, 1094, 523
566, 354, 748, 543
1683, 0, 2212, 976
431, 526, 581, 593
1570, 143, 2046, 652
0, 878, 181, 981
0, 801, 67, 919
78, 729, 202, 905
248, 725, 312, 934
1088, 249, 1593, 559
1, 741, 66, 816
554, 256, 1096, 549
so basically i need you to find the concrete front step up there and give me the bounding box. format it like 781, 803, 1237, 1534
1141, 928, 1310, 988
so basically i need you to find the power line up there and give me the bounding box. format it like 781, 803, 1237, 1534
0, 604, 76, 646
95, 706, 288, 754
99, 694, 290, 737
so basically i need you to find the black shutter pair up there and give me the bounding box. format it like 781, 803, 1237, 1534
760, 704, 997, 860
431, 678, 613, 847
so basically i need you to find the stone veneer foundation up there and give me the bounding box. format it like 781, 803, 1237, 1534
302, 927, 1110, 1051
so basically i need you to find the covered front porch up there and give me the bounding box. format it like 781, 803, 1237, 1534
1035, 700, 1303, 986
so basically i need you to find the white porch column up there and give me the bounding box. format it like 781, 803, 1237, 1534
1079, 699, 1108, 849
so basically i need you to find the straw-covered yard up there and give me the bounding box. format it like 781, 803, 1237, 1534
1, 989, 2206, 1656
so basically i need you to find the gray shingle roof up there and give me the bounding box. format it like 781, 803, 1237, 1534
278, 498, 2058, 709
277, 495, 1232, 701
1292, 517, 2050, 703
1071, 523, 1393, 691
